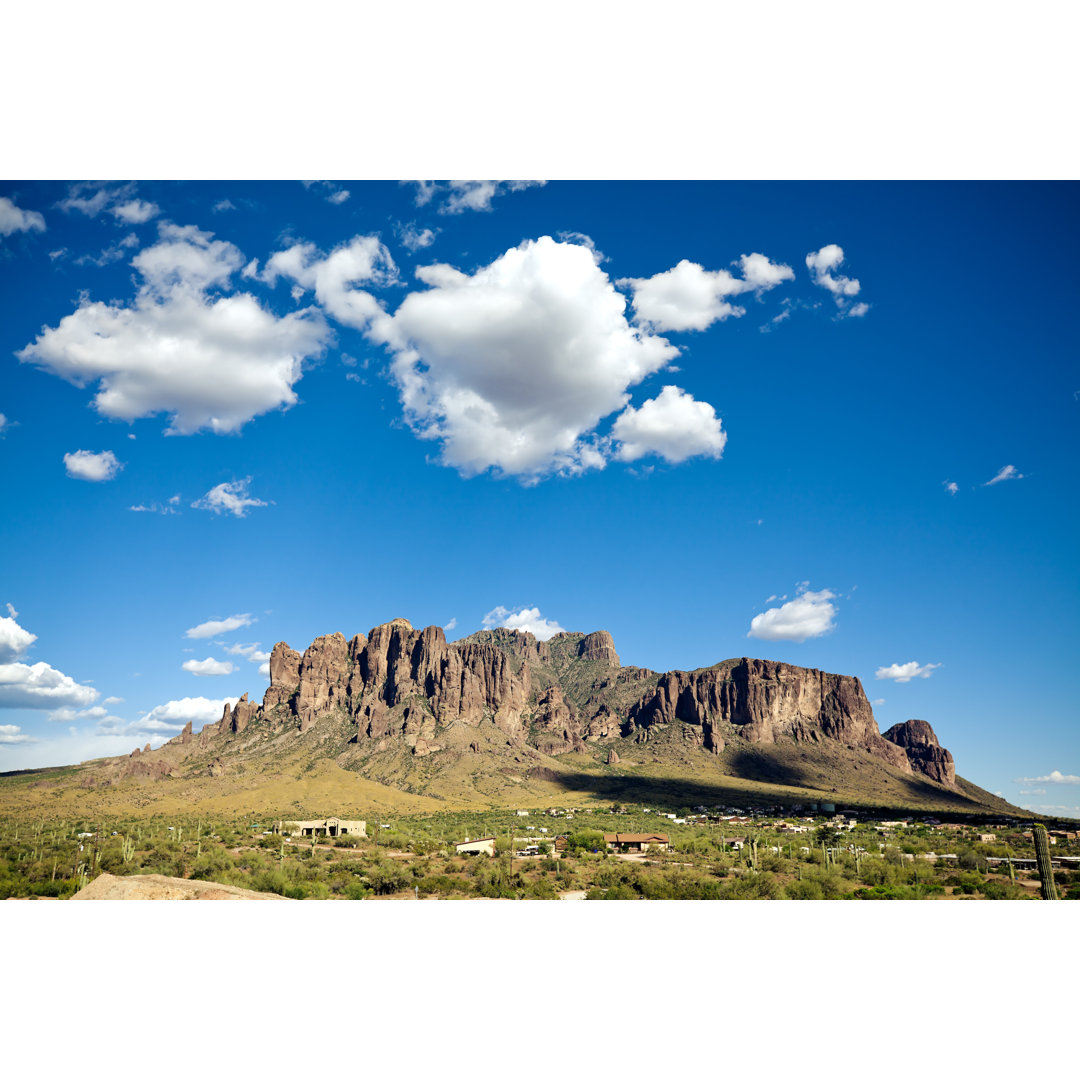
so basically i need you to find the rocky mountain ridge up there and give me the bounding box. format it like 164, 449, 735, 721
159, 618, 956, 787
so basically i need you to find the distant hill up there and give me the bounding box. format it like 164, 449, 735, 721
0, 620, 1026, 820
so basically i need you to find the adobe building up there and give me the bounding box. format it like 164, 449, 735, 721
278, 817, 366, 838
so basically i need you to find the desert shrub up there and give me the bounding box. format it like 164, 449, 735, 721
785, 878, 825, 899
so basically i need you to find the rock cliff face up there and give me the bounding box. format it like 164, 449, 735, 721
200, 619, 956, 785
882, 719, 956, 785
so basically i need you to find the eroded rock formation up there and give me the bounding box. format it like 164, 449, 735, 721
192, 618, 956, 784
883, 718, 956, 785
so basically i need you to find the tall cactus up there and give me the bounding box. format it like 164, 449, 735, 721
1032, 824, 1058, 900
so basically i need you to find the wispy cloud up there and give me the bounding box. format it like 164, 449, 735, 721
192, 478, 269, 518
875, 661, 941, 683
984, 464, 1024, 486
185, 614, 255, 639
1014, 770, 1080, 785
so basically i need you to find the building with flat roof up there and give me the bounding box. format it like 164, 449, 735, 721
278, 818, 366, 838
604, 833, 669, 852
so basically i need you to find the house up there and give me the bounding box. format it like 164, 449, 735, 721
723, 837, 747, 850
279, 817, 366, 839
979, 834, 996, 843
604, 833, 670, 853
516, 810, 530, 817
455, 837, 496, 857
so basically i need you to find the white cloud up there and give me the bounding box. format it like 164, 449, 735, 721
875, 661, 942, 682
262, 234, 397, 333
1018, 788, 1047, 796
192, 478, 268, 518
0, 615, 37, 662
0, 413, 8, 437
213, 199, 236, 213
302, 180, 350, 205
1014, 770, 1080, 785
399, 223, 437, 252
0, 661, 99, 709
444, 617, 457, 632
373, 236, 678, 479
63, 449, 122, 482
103, 696, 124, 705
258, 661, 270, 678
0, 196, 46, 237
18, 222, 331, 435
224, 642, 270, 665
411, 180, 546, 214
871, 698, 886, 706
58, 181, 135, 218
748, 586, 837, 642
944, 480, 959, 495
111, 199, 160, 224
141, 695, 240, 727
985, 464, 1024, 486
806, 244, 867, 317
0, 724, 36, 744
619, 253, 793, 333
129, 497, 180, 514
611, 385, 726, 464
182, 657, 235, 677
483, 605, 565, 641
185, 613, 255, 639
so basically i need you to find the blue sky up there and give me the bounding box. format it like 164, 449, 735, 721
1, 180, 1077, 816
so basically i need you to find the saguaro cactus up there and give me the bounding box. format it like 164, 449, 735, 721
1032, 824, 1058, 901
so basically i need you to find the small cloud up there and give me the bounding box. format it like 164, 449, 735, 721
0, 724, 37, 744
805, 244, 867, 318
111, 199, 160, 225
875, 661, 941, 683
748, 585, 837, 642
302, 180, 350, 205
399, 223, 437, 252
482, 605, 565, 641
5, 603, 18, 618
103, 696, 124, 705
943, 480, 959, 495
1018, 788, 1047, 796
48, 248, 67, 261
444, 617, 457, 632
1013, 770, 1080, 786
64, 449, 122, 482
0, 196, 46, 237
182, 657, 234, 677
212, 199, 236, 213
984, 464, 1024, 486
192, 478, 269, 518
409, 180, 546, 214
871, 698, 886, 706
185, 613, 255, 639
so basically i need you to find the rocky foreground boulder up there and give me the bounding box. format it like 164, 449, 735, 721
153, 619, 958, 787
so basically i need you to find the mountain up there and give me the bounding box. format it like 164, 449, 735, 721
62, 618, 1013, 818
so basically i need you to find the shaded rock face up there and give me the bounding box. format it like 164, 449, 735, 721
883, 719, 956, 785
627, 660, 907, 773
203, 620, 957, 782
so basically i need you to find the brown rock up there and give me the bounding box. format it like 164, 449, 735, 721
883, 719, 956, 785
578, 630, 620, 666
607, 748, 620, 765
